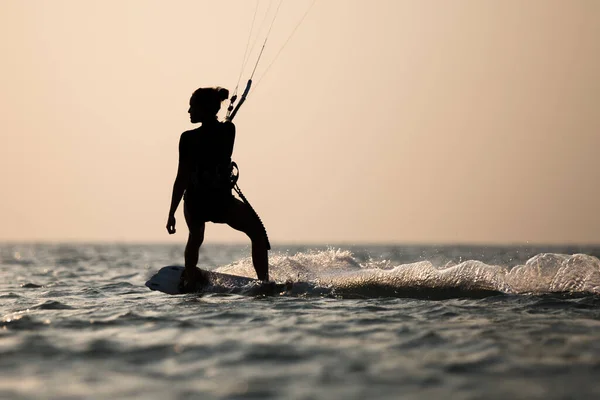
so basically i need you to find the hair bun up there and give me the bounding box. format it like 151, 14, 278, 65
217, 87, 229, 101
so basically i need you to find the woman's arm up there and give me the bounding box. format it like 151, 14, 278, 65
166, 134, 191, 234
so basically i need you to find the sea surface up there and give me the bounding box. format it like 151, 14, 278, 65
1, 243, 600, 400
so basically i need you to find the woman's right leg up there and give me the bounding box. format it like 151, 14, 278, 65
184, 203, 206, 285
226, 198, 269, 281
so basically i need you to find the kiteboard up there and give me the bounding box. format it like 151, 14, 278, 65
145, 265, 290, 295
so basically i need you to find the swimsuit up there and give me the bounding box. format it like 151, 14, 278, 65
180, 121, 236, 223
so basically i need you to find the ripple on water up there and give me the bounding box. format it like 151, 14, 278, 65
20, 283, 43, 289
0, 293, 22, 299
394, 330, 447, 350
99, 282, 136, 291
1, 315, 51, 332
31, 300, 73, 310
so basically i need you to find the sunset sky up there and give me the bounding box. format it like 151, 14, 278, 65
1, 0, 599, 244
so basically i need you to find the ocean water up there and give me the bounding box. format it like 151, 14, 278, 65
1, 243, 600, 400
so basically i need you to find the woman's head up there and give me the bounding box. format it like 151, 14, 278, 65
189, 87, 229, 123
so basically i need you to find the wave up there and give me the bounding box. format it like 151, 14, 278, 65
214, 249, 600, 299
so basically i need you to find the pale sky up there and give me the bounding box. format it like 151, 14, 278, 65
1, 0, 599, 244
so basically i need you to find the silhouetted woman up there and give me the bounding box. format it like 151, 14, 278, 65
166, 87, 269, 289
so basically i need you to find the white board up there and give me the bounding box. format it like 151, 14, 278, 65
145, 265, 257, 295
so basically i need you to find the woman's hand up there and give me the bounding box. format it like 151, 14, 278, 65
166, 214, 176, 234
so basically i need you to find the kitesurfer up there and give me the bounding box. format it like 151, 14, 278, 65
166, 87, 269, 289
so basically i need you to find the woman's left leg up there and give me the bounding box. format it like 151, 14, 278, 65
225, 198, 269, 281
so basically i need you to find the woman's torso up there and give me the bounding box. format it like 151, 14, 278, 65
182, 121, 236, 206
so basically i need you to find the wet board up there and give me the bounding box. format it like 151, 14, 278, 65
145, 265, 257, 295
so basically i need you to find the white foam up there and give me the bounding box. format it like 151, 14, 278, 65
216, 249, 600, 296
